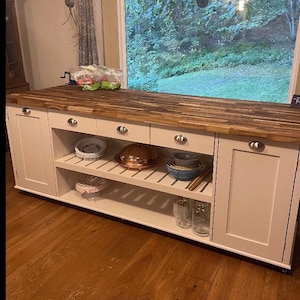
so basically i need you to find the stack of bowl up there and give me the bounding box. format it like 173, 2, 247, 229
75, 137, 107, 160
166, 151, 206, 181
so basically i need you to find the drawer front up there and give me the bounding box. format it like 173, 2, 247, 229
97, 118, 150, 144
151, 125, 215, 154
48, 111, 97, 134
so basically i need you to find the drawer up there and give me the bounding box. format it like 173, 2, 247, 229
97, 118, 150, 144
151, 125, 215, 155
48, 111, 97, 134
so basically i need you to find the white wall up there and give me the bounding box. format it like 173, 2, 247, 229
15, 0, 78, 90
13, 1, 300, 94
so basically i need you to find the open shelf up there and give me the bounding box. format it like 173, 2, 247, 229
57, 181, 211, 243
51, 126, 214, 245
55, 151, 213, 203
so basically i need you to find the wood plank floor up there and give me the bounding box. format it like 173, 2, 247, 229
5, 152, 300, 300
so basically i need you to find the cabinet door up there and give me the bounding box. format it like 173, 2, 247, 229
6, 105, 56, 195
213, 134, 299, 262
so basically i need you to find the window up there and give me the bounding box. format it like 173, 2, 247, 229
118, 0, 300, 103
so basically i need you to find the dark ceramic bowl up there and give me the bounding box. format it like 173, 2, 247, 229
166, 161, 206, 181
172, 151, 199, 167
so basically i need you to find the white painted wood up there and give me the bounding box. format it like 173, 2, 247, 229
11, 181, 295, 270
54, 151, 213, 203
48, 111, 97, 134
116, 0, 128, 88
282, 151, 300, 265
54, 182, 212, 242
151, 124, 215, 154
97, 117, 150, 144
213, 134, 299, 262
6, 105, 57, 195
6, 104, 300, 269
51, 129, 87, 160
288, 18, 300, 100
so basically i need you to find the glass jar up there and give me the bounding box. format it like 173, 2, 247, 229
173, 197, 192, 228
192, 201, 210, 236
75, 175, 108, 201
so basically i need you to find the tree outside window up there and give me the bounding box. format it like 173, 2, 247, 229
125, 0, 300, 103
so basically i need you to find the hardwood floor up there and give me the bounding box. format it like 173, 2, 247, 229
5, 152, 300, 300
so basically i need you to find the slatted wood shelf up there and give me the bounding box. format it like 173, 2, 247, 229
59, 184, 211, 244
55, 152, 213, 203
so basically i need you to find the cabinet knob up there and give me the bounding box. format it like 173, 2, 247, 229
117, 125, 128, 134
174, 134, 187, 144
67, 118, 78, 126
22, 107, 31, 115
248, 140, 265, 151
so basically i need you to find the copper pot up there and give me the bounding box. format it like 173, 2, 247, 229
116, 143, 159, 169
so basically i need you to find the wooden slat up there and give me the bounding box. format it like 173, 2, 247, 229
54, 151, 213, 202
6, 85, 300, 143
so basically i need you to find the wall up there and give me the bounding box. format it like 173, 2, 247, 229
14, 0, 300, 94
15, 0, 78, 90
102, 0, 120, 69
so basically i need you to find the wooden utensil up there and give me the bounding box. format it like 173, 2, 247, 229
186, 166, 212, 191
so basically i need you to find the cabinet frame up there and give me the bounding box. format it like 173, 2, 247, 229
6, 105, 57, 195
6, 103, 300, 270
213, 134, 300, 264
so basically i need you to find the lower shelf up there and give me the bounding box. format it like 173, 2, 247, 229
13, 182, 294, 270
60, 182, 211, 244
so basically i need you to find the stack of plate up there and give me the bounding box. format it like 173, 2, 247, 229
75, 137, 107, 160
75, 175, 109, 200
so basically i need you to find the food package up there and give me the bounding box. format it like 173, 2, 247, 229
70, 65, 122, 91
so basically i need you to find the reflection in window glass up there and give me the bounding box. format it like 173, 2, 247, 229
125, 0, 299, 103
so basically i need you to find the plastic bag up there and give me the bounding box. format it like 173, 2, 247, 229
70, 65, 122, 91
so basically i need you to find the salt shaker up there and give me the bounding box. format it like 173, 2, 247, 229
173, 197, 192, 228
192, 201, 210, 236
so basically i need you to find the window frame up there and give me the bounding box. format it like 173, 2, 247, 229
108, 0, 300, 103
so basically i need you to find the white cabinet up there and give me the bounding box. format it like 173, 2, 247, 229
6, 105, 57, 195
98, 118, 150, 144
48, 111, 97, 134
151, 124, 215, 155
6, 104, 300, 269
213, 134, 299, 262
45, 112, 215, 243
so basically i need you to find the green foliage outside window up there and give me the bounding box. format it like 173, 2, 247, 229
125, 0, 299, 102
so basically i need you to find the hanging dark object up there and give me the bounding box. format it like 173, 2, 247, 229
62, 0, 78, 29
196, 0, 209, 8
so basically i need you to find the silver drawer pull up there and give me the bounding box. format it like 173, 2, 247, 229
67, 118, 78, 126
248, 141, 265, 151
174, 134, 187, 144
22, 107, 31, 115
117, 125, 128, 134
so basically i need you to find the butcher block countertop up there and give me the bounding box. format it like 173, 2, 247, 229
6, 85, 300, 144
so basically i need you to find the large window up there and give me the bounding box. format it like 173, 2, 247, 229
121, 0, 300, 103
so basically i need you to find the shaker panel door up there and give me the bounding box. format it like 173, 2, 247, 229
213, 135, 298, 261
6, 105, 57, 195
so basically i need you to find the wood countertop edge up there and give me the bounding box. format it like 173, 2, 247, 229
6, 86, 300, 145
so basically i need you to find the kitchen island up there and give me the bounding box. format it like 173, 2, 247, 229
6, 85, 300, 271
